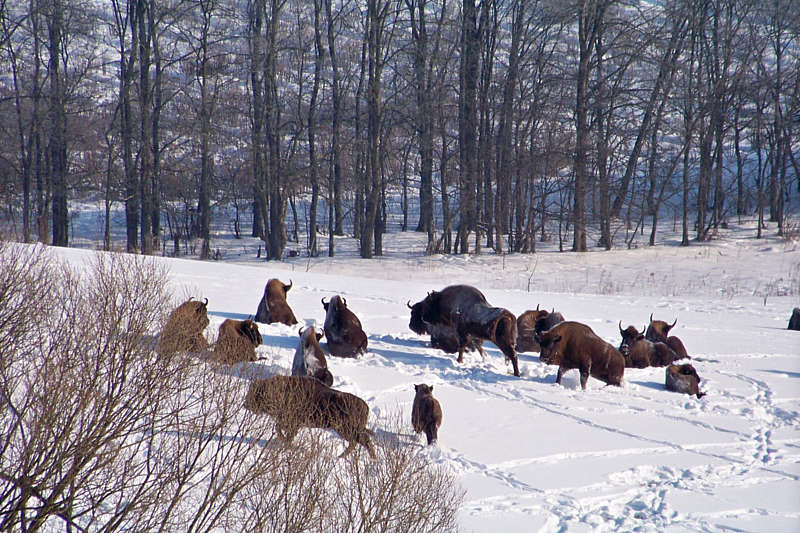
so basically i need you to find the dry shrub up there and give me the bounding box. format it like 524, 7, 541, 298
0, 243, 463, 532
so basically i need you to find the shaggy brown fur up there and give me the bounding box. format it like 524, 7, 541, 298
516, 307, 565, 353
213, 318, 262, 364
412, 384, 442, 445
408, 285, 520, 376
535, 321, 625, 389
618, 323, 681, 368
645, 314, 690, 359
158, 297, 210, 355
322, 295, 368, 357
255, 279, 298, 325
665, 364, 705, 398
292, 327, 334, 386
244, 375, 375, 458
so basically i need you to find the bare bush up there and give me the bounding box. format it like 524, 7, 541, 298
0, 244, 463, 532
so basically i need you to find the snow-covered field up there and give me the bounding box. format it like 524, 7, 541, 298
37, 212, 800, 531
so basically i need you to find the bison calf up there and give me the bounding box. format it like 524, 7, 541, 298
646, 314, 689, 360
255, 278, 298, 325
665, 364, 705, 399
412, 384, 442, 446
244, 375, 375, 458
292, 326, 334, 386
158, 297, 210, 355
213, 318, 262, 364
517, 307, 565, 353
618, 322, 681, 368
535, 321, 625, 389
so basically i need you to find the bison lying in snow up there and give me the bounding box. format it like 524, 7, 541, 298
646, 314, 689, 360
665, 364, 705, 398
292, 326, 334, 386
516, 306, 565, 353
618, 323, 682, 368
788, 308, 800, 331
244, 375, 375, 458
158, 297, 210, 355
213, 318, 262, 364
412, 384, 442, 446
255, 278, 298, 325
322, 295, 368, 357
535, 321, 625, 389
408, 285, 520, 377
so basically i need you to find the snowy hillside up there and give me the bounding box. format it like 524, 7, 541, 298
44, 218, 800, 532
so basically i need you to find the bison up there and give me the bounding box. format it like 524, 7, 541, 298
412, 384, 442, 446
788, 308, 800, 331
535, 321, 625, 389
322, 295, 368, 357
645, 313, 690, 359
618, 322, 681, 368
408, 285, 520, 377
292, 326, 334, 386
244, 375, 375, 458
255, 278, 298, 325
213, 318, 262, 364
516, 306, 565, 353
665, 363, 705, 398
158, 297, 210, 355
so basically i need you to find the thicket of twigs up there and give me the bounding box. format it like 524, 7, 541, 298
0, 243, 463, 532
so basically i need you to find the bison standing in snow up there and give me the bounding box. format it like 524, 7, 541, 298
244, 375, 375, 458
412, 384, 442, 446
535, 321, 625, 389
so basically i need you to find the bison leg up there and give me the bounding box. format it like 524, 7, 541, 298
556, 366, 565, 385
358, 431, 377, 459
456, 348, 464, 364
508, 353, 520, 377
579, 366, 590, 390
424, 425, 438, 446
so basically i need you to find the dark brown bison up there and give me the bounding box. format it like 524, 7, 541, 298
292, 326, 334, 386
408, 285, 520, 377
158, 297, 210, 355
322, 295, 368, 357
645, 314, 690, 360
213, 318, 262, 364
535, 321, 625, 389
244, 375, 375, 458
618, 322, 681, 368
516, 306, 565, 353
412, 384, 442, 446
665, 364, 705, 398
255, 278, 298, 325
788, 308, 800, 330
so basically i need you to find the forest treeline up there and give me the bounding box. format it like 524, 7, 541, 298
0, 0, 798, 259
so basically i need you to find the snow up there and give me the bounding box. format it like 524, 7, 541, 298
31, 212, 800, 532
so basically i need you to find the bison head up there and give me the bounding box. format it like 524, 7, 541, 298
414, 383, 434, 396
535, 331, 563, 365
408, 299, 429, 335
646, 313, 677, 342
618, 322, 645, 356
241, 318, 262, 347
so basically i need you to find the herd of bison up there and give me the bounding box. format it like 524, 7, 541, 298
157, 279, 800, 457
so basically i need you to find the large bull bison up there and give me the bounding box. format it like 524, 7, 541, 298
158, 297, 210, 355
412, 384, 442, 446
665, 363, 705, 398
535, 321, 625, 389
322, 295, 368, 357
213, 318, 262, 364
517, 306, 565, 353
244, 375, 375, 458
618, 322, 681, 368
645, 314, 689, 359
788, 308, 800, 331
408, 285, 520, 377
292, 326, 334, 386
255, 278, 298, 325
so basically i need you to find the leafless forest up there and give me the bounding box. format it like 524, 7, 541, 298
1, 0, 798, 259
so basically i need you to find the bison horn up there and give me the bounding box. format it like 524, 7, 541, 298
619, 320, 624, 334
321, 297, 327, 306
202, 297, 208, 307
649, 312, 654, 323
669, 318, 677, 330
285, 280, 293, 291
642, 324, 647, 335
407, 300, 413, 309
298, 326, 305, 336
343, 297, 347, 306
536, 304, 540, 311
